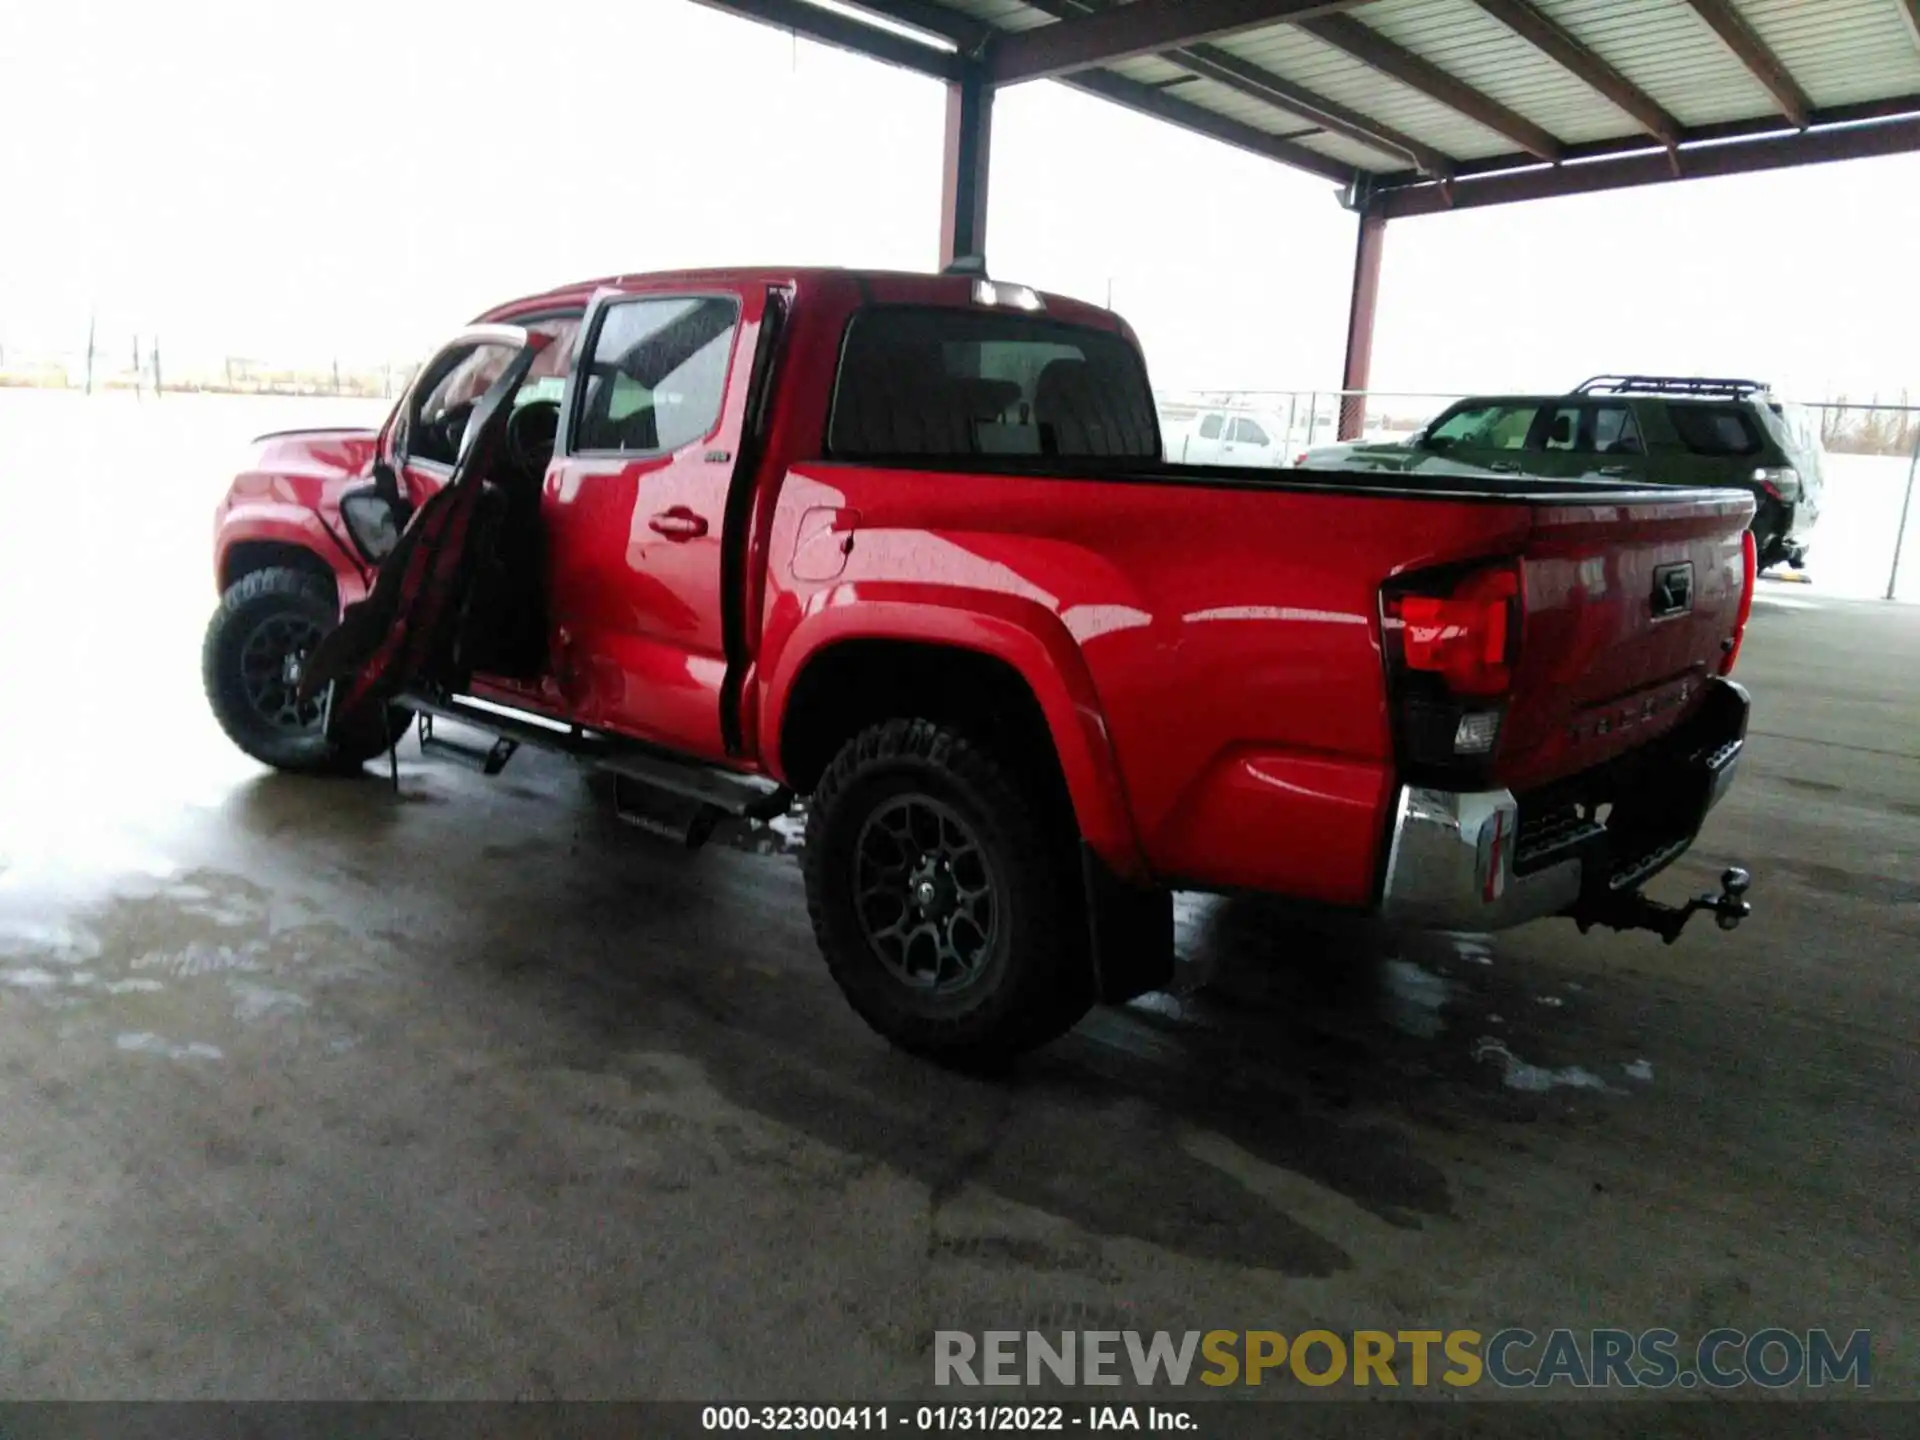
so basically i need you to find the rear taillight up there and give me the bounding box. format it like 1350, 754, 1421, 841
1719, 530, 1757, 676
1752, 465, 1800, 501
1388, 565, 1519, 697
1381, 560, 1524, 784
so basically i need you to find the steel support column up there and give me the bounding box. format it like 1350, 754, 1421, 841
1338, 210, 1386, 441
940, 66, 993, 268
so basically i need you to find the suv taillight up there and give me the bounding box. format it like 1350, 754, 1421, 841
1381, 560, 1524, 785
1720, 530, 1757, 676
1752, 465, 1800, 501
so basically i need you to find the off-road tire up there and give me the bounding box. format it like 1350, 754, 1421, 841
803, 719, 1093, 1067
202, 566, 397, 774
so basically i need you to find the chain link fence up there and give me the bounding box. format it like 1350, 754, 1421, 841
0, 334, 415, 399
2, 338, 1914, 601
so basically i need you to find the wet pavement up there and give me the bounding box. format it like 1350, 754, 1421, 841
0, 396, 1916, 1418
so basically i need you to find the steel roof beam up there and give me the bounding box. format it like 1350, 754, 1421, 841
1174, 44, 1458, 175
1467, 0, 1680, 147
1019, 0, 1456, 176
837, 0, 991, 50
1368, 91, 1920, 187
1058, 67, 1360, 183
1681, 0, 1811, 128
687, 0, 963, 77
988, 0, 1368, 85
1371, 112, 1920, 217
1296, 14, 1564, 162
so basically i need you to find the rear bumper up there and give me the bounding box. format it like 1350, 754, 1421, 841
1379, 678, 1749, 931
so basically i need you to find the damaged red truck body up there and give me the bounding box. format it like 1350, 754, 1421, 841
206, 267, 1757, 1064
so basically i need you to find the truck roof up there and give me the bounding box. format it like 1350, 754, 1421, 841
472, 267, 1123, 333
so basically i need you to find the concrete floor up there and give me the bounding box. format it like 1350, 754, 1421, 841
1, 430, 1915, 1419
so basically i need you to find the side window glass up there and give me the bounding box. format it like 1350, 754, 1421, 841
407, 342, 516, 467
1198, 414, 1223, 440
399, 317, 581, 467
1232, 418, 1270, 445
1542, 405, 1580, 451
514, 317, 580, 409
1669, 404, 1761, 457
575, 297, 740, 454
1591, 405, 1642, 454
1430, 404, 1538, 450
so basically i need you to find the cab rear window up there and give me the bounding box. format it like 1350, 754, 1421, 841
1668, 404, 1762, 457
828, 307, 1159, 462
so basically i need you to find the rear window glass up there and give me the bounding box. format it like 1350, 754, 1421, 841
1668, 404, 1761, 457
828, 307, 1159, 462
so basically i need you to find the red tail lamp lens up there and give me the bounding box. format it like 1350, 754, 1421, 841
1720, 530, 1757, 676
1386, 566, 1521, 697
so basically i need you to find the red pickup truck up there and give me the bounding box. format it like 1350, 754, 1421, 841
205, 266, 1759, 1064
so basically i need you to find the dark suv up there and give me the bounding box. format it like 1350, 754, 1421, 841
1307, 375, 1822, 570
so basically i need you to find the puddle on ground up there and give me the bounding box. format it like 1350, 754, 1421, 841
115, 1032, 224, 1062
131, 940, 267, 978
229, 981, 309, 1024
1472, 1036, 1615, 1093
1379, 958, 1450, 1038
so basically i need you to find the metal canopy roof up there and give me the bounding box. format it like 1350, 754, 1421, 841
695, 0, 1920, 215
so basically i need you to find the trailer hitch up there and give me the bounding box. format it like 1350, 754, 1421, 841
1574, 867, 1753, 945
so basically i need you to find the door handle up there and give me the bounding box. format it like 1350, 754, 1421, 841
1487, 460, 1520, 473
648, 507, 709, 540
1597, 465, 1632, 477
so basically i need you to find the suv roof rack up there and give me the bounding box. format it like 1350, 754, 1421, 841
1574, 374, 1770, 399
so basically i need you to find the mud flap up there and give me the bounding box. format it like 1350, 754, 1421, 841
1081, 845, 1174, 1003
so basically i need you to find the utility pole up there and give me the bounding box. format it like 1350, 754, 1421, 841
152, 337, 162, 397
84, 314, 96, 395
132, 334, 141, 398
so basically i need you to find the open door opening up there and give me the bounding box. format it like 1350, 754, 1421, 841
299, 329, 555, 742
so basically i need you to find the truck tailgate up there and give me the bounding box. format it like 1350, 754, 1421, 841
1499, 489, 1754, 792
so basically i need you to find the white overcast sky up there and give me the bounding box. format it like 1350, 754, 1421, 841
5, 0, 1920, 402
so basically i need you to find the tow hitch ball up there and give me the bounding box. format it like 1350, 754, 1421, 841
1575, 867, 1753, 945
1700, 866, 1754, 931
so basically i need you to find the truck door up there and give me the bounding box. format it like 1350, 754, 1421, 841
298, 331, 551, 738
541, 285, 773, 761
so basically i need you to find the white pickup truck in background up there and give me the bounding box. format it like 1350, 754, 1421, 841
1163, 408, 1296, 467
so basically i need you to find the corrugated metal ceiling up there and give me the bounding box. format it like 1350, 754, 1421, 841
919, 0, 1920, 186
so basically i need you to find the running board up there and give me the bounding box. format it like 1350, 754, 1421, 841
402, 692, 791, 820
418, 714, 520, 775
613, 778, 725, 849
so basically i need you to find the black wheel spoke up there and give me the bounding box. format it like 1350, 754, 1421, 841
853, 793, 1001, 996
239, 612, 327, 734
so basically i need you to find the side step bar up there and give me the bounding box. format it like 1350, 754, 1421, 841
418, 714, 519, 775
402, 691, 792, 821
